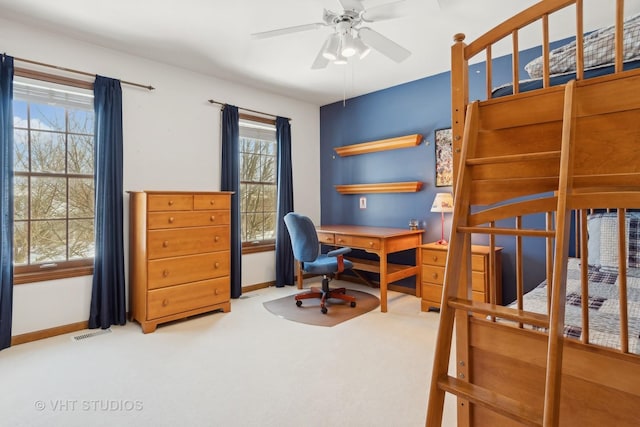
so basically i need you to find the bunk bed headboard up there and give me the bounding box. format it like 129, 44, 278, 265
451, 0, 632, 188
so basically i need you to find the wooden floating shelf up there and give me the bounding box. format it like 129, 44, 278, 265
335, 182, 423, 194
334, 133, 423, 157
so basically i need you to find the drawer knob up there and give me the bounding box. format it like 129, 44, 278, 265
432, 255, 438, 262
214, 236, 220, 242
210, 200, 215, 205
168, 217, 175, 223
368, 241, 374, 247
338, 238, 343, 243
215, 288, 221, 295
162, 299, 169, 307
210, 215, 215, 222
162, 240, 169, 247
162, 269, 169, 277
432, 273, 439, 280
168, 200, 174, 206
214, 262, 220, 269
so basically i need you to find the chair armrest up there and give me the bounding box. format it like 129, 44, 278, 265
327, 246, 352, 257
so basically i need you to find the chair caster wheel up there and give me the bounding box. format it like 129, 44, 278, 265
321, 306, 328, 314
296, 300, 302, 307
350, 302, 356, 308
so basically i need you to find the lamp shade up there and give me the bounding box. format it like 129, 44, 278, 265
431, 192, 454, 213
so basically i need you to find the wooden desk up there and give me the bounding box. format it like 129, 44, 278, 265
301, 225, 423, 313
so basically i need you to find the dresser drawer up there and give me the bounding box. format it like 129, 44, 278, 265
422, 264, 445, 284
317, 232, 335, 244
147, 194, 193, 211
422, 248, 447, 266
194, 194, 231, 210
148, 226, 230, 259
335, 235, 381, 250
147, 251, 230, 289
147, 277, 230, 320
148, 210, 230, 229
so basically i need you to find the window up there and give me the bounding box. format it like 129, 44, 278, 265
12, 76, 95, 283
239, 115, 277, 253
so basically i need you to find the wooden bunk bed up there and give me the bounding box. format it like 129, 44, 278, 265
426, 1, 640, 426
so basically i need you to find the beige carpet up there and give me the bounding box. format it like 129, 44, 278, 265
263, 289, 380, 327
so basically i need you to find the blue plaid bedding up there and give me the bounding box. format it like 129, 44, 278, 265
507, 258, 640, 355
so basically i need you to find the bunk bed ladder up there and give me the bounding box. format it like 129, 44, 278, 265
426, 81, 578, 427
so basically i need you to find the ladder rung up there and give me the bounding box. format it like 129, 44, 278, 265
438, 376, 542, 427
456, 226, 555, 238
466, 150, 561, 166
447, 298, 550, 328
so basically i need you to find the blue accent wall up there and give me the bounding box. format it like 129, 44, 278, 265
319, 39, 572, 303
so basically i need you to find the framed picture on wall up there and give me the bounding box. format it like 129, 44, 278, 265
435, 128, 453, 187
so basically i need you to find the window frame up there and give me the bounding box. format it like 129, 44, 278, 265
239, 113, 278, 255
12, 69, 95, 284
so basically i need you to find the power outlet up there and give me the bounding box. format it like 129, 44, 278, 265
359, 197, 367, 209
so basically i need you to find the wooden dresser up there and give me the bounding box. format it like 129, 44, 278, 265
128, 191, 232, 333
420, 242, 502, 312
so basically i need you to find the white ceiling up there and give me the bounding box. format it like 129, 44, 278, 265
1, 0, 638, 105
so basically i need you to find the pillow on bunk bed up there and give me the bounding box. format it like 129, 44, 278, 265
524, 13, 640, 79
596, 212, 640, 273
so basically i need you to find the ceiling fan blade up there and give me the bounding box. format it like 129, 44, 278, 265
337, 0, 364, 14
358, 27, 411, 63
251, 22, 326, 39
361, 0, 408, 23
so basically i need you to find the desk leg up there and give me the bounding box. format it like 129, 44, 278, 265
380, 249, 388, 313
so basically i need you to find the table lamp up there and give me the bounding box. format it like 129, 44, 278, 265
431, 192, 454, 245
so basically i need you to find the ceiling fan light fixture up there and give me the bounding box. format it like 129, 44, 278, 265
322, 33, 340, 61
334, 53, 348, 65
341, 33, 357, 57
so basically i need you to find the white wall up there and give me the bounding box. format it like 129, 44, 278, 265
1, 18, 321, 335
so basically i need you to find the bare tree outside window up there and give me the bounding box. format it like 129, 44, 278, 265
239, 117, 277, 252
12, 78, 95, 282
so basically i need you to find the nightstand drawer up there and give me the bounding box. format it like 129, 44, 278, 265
421, 282, 443, 306
422, 264, 445, 284
471, 254, 487, 272
422, 248, 447, 266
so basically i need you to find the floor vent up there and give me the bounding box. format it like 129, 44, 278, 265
72, 328, 112, 341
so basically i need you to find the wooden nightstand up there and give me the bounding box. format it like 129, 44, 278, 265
420, 242, 502, 312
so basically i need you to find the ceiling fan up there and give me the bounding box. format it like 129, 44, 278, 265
251, 0, 413, 69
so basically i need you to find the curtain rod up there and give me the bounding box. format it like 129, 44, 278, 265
13, 56, 155, 91
208, 99, 290, 121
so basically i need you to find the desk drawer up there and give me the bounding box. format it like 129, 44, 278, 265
317, 232, 335, 244
147, 277, 229, 320
147, 194, 193, 211
148, 226, 229, 259
335, 235, 380, 250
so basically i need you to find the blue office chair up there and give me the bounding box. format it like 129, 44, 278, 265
284, 212, 357, 314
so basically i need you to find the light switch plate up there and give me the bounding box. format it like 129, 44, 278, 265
359, 197, 366, 209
